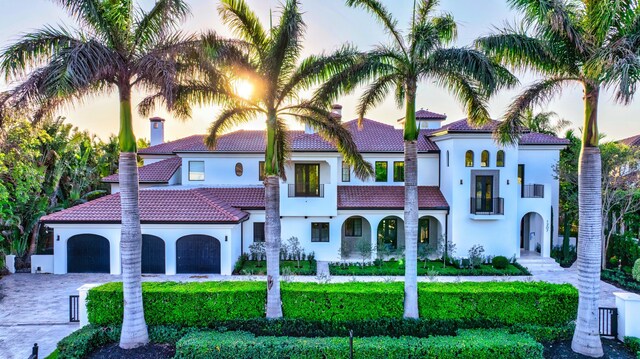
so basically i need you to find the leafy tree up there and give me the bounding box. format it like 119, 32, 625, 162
174, 0, 373, 318
521, 108, 571, 136
476, 1, 640, 354
315, 0, 516, 319
555, 130, 580, 261
0, 0, 196, 349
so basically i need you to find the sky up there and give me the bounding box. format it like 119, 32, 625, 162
0, 0, 638, 143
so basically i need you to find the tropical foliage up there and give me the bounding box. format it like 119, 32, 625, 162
476, 0, 640, 355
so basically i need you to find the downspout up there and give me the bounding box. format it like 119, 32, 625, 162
240, 220, 244, 255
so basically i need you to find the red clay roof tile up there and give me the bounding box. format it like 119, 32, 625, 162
102, 156, 182, 183
337, 186, 448, 209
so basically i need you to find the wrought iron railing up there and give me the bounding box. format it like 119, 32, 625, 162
522, 184, 544, 198
288, 183, 324, 198
69, 295, 80, 322
470, 197, 504, 215
599, 307, 618, 337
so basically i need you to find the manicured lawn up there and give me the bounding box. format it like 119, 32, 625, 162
237, 260, 316, 275
329, 261, 529, 276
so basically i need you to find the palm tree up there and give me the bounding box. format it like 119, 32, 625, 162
175, 0, 373, 318
476, 0, 640, 356
521, 108, 571, 136
315, 0, 516, 318
0, 0, 194, 349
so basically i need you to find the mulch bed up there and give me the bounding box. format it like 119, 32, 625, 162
544, 338, 636, 359
87, 343, 175, 359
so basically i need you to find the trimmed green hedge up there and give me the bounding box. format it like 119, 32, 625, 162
174, 329, 544, 359
88, 281, 577, 328
624, 336, 640, 358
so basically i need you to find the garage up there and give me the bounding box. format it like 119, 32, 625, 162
142, 234, 166, 274
67, 234, 110, 273
176, 235, 220, 274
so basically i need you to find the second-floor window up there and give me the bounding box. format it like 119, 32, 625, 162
253, 222, 265, 242
188, 161, 205, 181
393, 161, 404, 182
497, 150, 505, 167
375, 161, 388, 182
465, 151, 474, 167
342, 161, 350, 182
481, 150, 490, 167
311, 222, 330, 242
295, 163, 320, 197
259, 161, 265, 181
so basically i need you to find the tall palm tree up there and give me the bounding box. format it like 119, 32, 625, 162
476, 0, 640, 356
521, 108, 571, 136
173, 0, 373, 318
0, 0, 194, 349
316, 0, 516, 318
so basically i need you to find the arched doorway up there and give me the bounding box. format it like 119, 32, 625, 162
176, 235, 221, 274
142, 234, 165, 274
67, 234, 110, 273
377, 216, 405, 252
520, 212, 544, 254
418, 216, 443, 254
340, 216, 371, 259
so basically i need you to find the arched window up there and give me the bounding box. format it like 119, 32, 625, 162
465, 150, 474, 167
481, 151, 490, 167
496, 150, 505, 167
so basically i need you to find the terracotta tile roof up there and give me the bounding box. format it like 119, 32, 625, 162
40, 188, 256, 224
415, 109, 447, 120
102, 157, 182, 183
196, 187, 265, 209
138, 118, 440, 154
435, 118, 501, 133
519, 132, 570, 145
619, 134, 640, 147
337, 186, 448, 210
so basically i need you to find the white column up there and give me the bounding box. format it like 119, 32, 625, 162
614, 292, 640, 341
166, 237, 177, 275
5, 255, 15, 273
77, 283, 101, 327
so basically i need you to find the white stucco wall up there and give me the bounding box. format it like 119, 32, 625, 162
179, 153, 265, 186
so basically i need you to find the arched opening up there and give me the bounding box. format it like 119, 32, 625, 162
465, 150, 474, 167
340, 216, 371, 259
481, 150, 490, 167
520, 212, 544, 256
176, 235, 221, 274
377, 216, 405, 253
496, 150, 505, 167
418, 216, 443, 258
67, 234, 110, 273
142, 234, 165, 274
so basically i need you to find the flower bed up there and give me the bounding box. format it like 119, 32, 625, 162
329, 260, 529, 276
601, 269, 640, 294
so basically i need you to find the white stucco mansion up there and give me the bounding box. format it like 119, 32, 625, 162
40, 106, 568, 275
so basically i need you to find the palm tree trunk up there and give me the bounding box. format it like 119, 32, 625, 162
264, 113, 283, 319
403, 81, 419, 319
264, 175, 283, 318
571, 84, 603, 358
117, 88, 149, 349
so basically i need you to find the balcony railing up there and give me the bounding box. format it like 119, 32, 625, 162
288, 183, 324, 198
470, 197, 504, 215
521, 184, 544, 198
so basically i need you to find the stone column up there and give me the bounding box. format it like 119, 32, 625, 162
77, 283, 101, 327
614, 292, 640, 341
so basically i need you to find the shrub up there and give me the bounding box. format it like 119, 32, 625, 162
624, 337, 640, 357
56, 325, 119, 359
88, 281, 577, 328
633, 259, 640, 282
468, 245, 485, 268
508, 323, 575, 342
174, 329, 543, 359
249, 242, 265, 262
602, 269, 640, 293
492, 256, 510, 270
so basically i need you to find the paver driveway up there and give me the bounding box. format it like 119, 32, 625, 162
0, 267, 628, 358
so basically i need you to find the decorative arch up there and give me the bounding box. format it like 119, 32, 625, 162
176, 235, 221, 274
520, 212, 545, 254
340, 216, 372, 259
377, 216, 405, 251
481, 150, 490, 167
465, 150, 474, 167
142, 234, 165, 274
67, 234, 110, 273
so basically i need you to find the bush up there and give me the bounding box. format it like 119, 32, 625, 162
468, 245, 485, 268
174, 329, 543, 359
508, 323, 575, 342
56, 325, 119, 359
624, 337, 640, 358
88, 281, 577, 328
633, 259, 640, 282
601, 269, 640, 294
492, 256, 510, 270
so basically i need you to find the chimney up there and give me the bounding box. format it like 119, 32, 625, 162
150, 117, 165, 146
331, 104, 343, 122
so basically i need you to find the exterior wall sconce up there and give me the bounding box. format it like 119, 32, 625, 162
459, 179, 463, 185
56, 235, 60, 241
507, 180, 510, 185
225, 236, 228, 242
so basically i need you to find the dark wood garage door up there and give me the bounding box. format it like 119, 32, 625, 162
67, 234, 110, 273
142, 235, 165, 274
176, 235, 220, 274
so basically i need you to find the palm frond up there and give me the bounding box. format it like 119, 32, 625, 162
133, 0, 190, 50
206, 106, 260, 148
355, 74, 397, 122
432, 71, 491, 127
346, 0, 407, 55
218, 0, 268, 58
283, 102, 373, 180
0, 26, 83, 79
496, 76, 578, 144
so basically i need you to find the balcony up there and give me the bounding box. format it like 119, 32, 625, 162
288, 183, 324, 198
470, 197, 504, 215
521, 184, 544, 198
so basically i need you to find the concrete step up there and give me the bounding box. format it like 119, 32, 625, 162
518, 256, 565, 272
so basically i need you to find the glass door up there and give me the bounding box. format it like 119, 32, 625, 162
295, 164, 320, 197
475, 175, 494, 213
